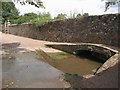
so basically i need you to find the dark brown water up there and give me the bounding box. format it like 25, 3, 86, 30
2, 52, 65, 88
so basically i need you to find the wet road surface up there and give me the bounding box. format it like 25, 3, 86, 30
2, 52, 65, 88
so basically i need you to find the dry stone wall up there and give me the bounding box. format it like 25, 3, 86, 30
9, 14, 119, 48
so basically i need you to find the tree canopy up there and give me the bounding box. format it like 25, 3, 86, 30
1, 1, 19, 24
13, 0, 44, 8
15, 12, 38, 24
14, 12, 52, 24
54, 13, 67, 20
1, 0, 44, 24
76, 14, 81, 18
14, 0, 119, 12
103, 0, 120, 11
1, 0, 119, 25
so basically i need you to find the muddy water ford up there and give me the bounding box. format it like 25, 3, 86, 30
37, 50, 103, 76
2, 50, 103, 88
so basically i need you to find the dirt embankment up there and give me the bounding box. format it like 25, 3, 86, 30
9, 14, 119, 48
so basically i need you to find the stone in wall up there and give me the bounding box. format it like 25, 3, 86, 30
9, 14, 119, 48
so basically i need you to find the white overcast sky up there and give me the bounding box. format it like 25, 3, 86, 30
14, 0, 119, 18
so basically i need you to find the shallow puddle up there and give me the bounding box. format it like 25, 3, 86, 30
2, 52, 65, 88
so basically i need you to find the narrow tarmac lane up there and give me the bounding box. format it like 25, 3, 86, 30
1, 33, 62, 53
0, 32, 71, 88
